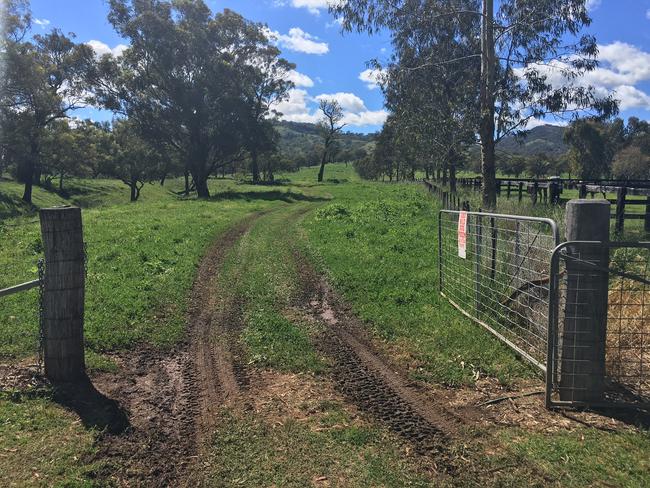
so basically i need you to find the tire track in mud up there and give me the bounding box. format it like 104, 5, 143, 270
292, 248, 472, 460
91, 213, 262, 486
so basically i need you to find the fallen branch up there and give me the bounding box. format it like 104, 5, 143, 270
477, 390, 544, 407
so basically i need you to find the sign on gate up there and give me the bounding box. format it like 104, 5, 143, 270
457, 211, 468, 259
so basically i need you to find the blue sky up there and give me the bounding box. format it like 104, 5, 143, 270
29, 0, 650, 133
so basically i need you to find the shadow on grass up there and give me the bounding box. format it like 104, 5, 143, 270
52, 375, 129, 435
0, 191, 33, 219
560, 407, 650, 431
209, 189, 330, 203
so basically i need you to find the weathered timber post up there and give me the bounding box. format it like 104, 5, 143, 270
645, 197, 650, 233
579, 184, 587, 199
549, 179, 561, 205
615, 186, 627, 235
560, 200, 610, 403
475, 210, 483, 314
542, 187, 548, 204
531, 182, 539, 205
506, 181, 512, 200
518, 182, 524, 202
40, 207, 86, 382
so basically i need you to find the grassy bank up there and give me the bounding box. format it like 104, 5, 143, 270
301, 172, 533, 386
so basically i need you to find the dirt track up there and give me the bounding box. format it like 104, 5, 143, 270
91, 215, 261, 486
292, 248, 475, 459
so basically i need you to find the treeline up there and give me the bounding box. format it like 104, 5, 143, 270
335, 0, 621, 206
466, 117, 650, 180
0, 0, 322, 203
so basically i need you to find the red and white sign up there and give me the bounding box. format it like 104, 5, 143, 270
457, 211, 468, 259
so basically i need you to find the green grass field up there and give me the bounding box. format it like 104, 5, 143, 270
1, 166, 649, 487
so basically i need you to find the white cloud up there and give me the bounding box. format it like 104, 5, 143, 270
293, 0, 330, 15
359, 68, 385, 90
342, 109, 389, 126
315, 92, 367, 112
326, 17, 344, 28
274, 89, 387, 127
524, 118, 569, 130
33, 18, 50, 28
285, 70, 314, 88
609, 85, 650, 111
274, 89, 321, 123
86, 40, 128, 58
586, 0, 601, 10
515, 42, 650, 112
265, 27, 329, 55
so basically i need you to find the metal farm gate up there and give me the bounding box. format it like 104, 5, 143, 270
438, 208, 650, 410
547, 241, 650, 409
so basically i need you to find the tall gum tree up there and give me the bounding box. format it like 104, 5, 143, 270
332, 0, 618, 208
96, 1, 292, 198
1, 1, 96, 203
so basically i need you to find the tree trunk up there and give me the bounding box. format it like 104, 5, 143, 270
195, 177, 210, 198
22, 175, 34, 204
160, 174, 167, 186
480, 0, 497, 209
251, 150, 260, 183
450, 162, 457, 193
59, 173, 64, 192
21, 139, 39, 204
442, 161, 448, 186
130, 181, 138, 202
184, 170, 190, 195
318, 150, 327, 182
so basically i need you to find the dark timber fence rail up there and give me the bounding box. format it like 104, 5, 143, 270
1, 206, 87, 382
453, 176, 650, 234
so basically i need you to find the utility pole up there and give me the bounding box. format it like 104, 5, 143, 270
479, 0, 497, 209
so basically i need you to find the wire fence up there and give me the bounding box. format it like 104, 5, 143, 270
548, 241, 650, 409
439, 210, 560, 371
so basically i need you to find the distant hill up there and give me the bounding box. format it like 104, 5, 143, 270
497, 124, 567, 157
275, 121, 376, 165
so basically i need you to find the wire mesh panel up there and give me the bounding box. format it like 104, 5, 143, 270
548, 242, 650, 409
439, 210, 560, 371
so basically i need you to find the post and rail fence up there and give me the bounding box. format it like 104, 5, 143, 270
449, 176, 650, 234
1, 206, 86, 383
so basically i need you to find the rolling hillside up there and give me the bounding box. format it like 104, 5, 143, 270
275, 121, 376, 164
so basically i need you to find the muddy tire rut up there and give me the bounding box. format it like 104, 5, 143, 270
91, 214, 261, 486
292, 249, 473, 459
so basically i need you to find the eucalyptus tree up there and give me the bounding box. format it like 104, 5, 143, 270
317, 99, 346, 182
96, 1, 290, 197
332, 0, 618, 207
0, 1, 96, 203
242, 44, 294, 183
110, 119, 162, 202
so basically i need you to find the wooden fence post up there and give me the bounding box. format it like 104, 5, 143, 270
518, 182, 524, 202
579, 184, 587, 199
39, 207, 86, 382
615, 186, 627, 234
475, 210, 483, 314
560, 200, 610, 403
